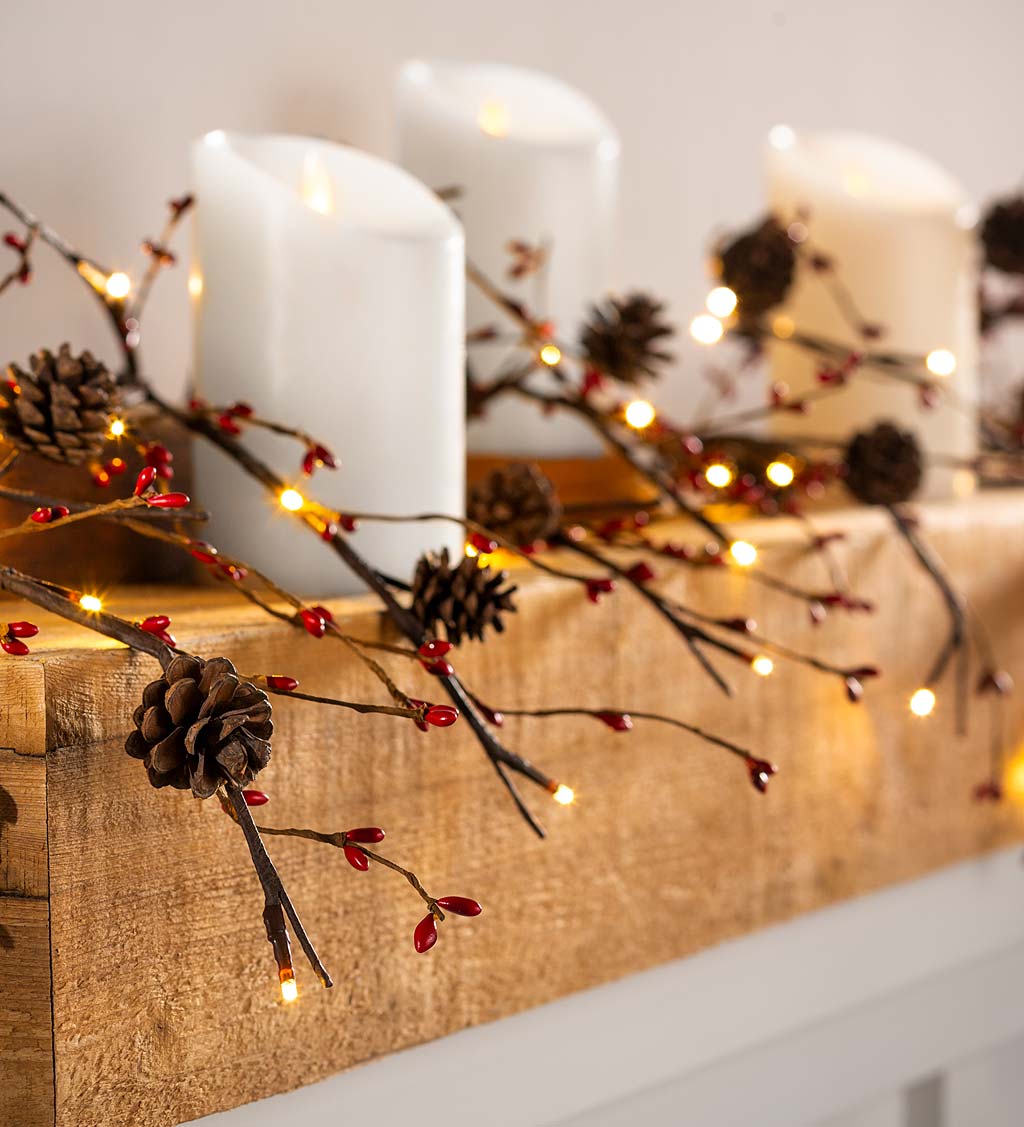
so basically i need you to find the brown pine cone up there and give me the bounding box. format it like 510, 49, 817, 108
467, 463, 562, 547
579, 293, 674, 384
2, 344, 119, 465
980, 195, 1024, 275
125, 654, 273, 798
411, 548, 517, 645
843, 422, 923, 506
717, 216, 795, 320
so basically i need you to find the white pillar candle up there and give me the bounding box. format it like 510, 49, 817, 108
395, 60, 619, 458
764, 127, 978, 500
191, 131, 465, 595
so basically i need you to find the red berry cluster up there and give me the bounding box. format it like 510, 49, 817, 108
144, 442, 174, 481
414, 896, 482, 954
418, 638, 454, 677
30, 505, 69, 524
92, 456, 129, 488
301, 443, 338, 478
298, 604, 335, 638
2, 619, 39, 656
3, 232, 32, 284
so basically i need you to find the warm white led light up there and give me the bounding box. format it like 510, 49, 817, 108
624, 399, 656, 430
690, 313, 724, 345
705, 286, 737, 318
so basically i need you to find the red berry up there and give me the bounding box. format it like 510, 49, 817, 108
2, 638, 30, 656
973, 780, 1003, 803
408, 699, 431, 732
139, 615, 171, 633
345, 827, 385, 844
424, 704, 460, 727
585, 577, 616, 603
421, 658, 455, 677
133, 467, 157, 495
418, 639, 453, 659
581, 368, 604, 395
301, 449, 317, 476
473, 698, 504, 727
145, 442, 173, 467
105, 457, 128, 476
228, 401, 254, 418
189, 542, 219, 565
52, 506, 70, 520
217, 413, 242, 435
145, 492, 190, 508
220, 564, 247, 582
320, 520, 338, 542
157, 630, 177, 648
747, 758, 777, 793
265, 675, 299, 692
717, 617, 755, 634
313, 444, 337, 469
469, 531, 498, 553
977, 669, 1014, 696
343, 845, 369, 871
310, 604, 334, 624
436, 895, 482, 917
6, 621, 38, 638
414, 913, 438, 954
30, 507, 52, 523
849, 666, 880, 680
626, 561, 656, 584
340, 515, 358, 533
242, 789, 269, 806
299, 608, 326, 638
3, 232, 24, 250
596, 711, 633, 732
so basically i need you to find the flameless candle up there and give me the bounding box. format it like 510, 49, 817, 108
191, 131, 465, 594
765, 128, 978, 499
395, 60, 619, 458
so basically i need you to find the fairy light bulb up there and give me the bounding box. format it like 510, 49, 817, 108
706, 286, 738, 318
909, 687, 936, 717
751, 654, 774, 677
301, 152, 334, 216
551, 783, 575, 806
925, 349, 956, 377
188, 272, 203, 299
766, 460, 795, 487
1004, 751, 1024, 803
539, 344, 562, 366
279, 488, 305, 512
279, 970, 298, 1004
704, 462, 733, 489
79, 594, 103, 613
771, 314, 795, 340
478, 99, 508, 138
624, 399, 656, 430
729, 540, 758, 567
108, 418, 126, 438
690, 313, 724, 345
105, 272, 131, 300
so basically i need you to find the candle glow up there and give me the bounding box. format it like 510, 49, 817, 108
477, 99, 508, 138
301, 153, 334, 216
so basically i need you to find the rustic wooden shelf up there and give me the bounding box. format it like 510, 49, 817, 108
3, 492, 1024, 1127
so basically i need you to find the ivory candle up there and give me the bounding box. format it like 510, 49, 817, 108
191, 131, 465, 595
395, 60, 619, 458
764, 127, 978, 500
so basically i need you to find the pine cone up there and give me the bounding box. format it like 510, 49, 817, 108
843, 423, 923, 506
411, 548, 517, 645
125, 654, 273, 798
467, 463, 562, 547
717, 216, 795, 320
2, 344, 118, 465
579, 293, 674, 384
980, 195, 1024, 275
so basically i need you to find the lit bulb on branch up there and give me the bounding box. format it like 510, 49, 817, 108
104, 272, 131, 300
539, 344, 562, 366
279, 489, 305, 512
729, 540, 758, 567
690, 313, 724, 345
79, 594, 103, 613
550, 782, 575, 806
704, 462, 733, 489
925, 348, 956, 377
705, 286, 737, 318
279, 971, 298, 1004
108, 418, 126, 438
909, 687, 936, 717
766, 459, 795, 487
751, 654, 775, 677
624, 399, 656, 430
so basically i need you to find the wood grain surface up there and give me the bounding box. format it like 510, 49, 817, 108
4, 491, 1024, 1126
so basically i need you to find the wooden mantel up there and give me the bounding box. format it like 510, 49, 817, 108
3, 492, 1024, 1127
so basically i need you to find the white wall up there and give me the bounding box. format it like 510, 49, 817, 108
2, 0, 1022, 418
